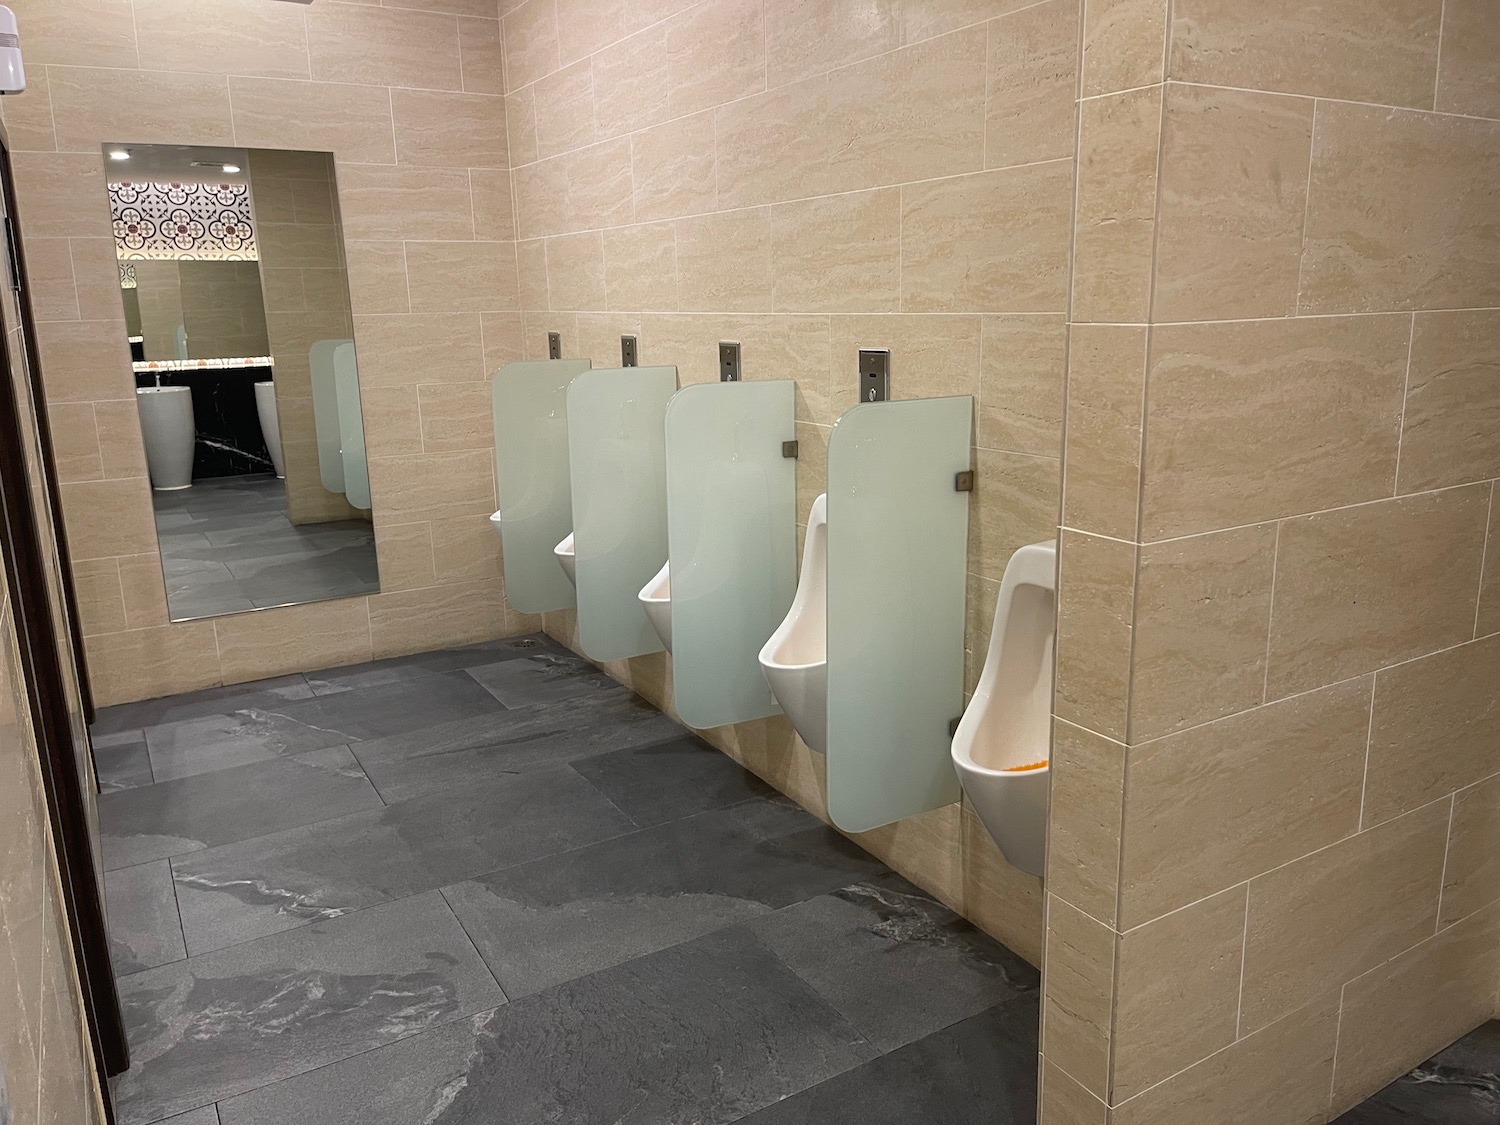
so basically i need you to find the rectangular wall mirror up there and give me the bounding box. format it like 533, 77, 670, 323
104, 143, 378, 621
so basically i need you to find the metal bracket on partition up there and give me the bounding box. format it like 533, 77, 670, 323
719, 341, 741, 382
782, 440, 799, 459
621, 335, 638, 367
547, 332, 562, 360
954, 470, 974, 492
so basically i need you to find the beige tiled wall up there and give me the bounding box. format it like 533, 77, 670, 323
3, 0, 530, 706
1042, 1, 1500, 1121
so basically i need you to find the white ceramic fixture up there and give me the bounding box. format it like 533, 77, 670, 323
136, 385, 195, 491
758, 493, 828, 753
489, 510, 504, 545
638, 561, 672, 653
554, 532, 577, 586
951, 540, 1057, 877
253, 380, 285, 479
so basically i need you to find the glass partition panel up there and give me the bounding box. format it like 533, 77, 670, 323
492, 358, 593, 613
333, 342, 370, 510
825, 396, 973, 833
310, 339, 348, 493
568, 366, 678, 662
666, 380, 796, 729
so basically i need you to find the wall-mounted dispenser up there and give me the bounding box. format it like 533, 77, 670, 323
491, 358, 593, 613
567, 365, 678, 662
661, 379, 797, 730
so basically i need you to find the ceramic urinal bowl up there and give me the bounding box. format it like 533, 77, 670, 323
253, 381, 285, 479
758, 493, 828, 753
638, 561, 672, 653
136, 385, 195, 491
951, 540, 1057, 877
554, 532, 577, 586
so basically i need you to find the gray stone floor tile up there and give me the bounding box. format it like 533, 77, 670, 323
569, 732, 774, 827
105, 860, 187, 976
170, 766, 634, 955
216, 926, 874, 1125
93, 676, 315, 737
441, 797, 886, 998
95, 732, 154, 793
268, 670, 507, 743
112, 891, 503, 1125
142, 709, 354, 782
100, 746, 382, 871
1333, 1022, 1500, 1125
464, 651, 616, 707
146, 1106, 220, 1125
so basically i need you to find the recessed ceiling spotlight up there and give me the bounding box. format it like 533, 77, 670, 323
221, 164, 241, 174
107, 149, 130, 161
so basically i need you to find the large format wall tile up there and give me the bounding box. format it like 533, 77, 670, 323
1441, 777, 1500, 927
1436, 0, 1500, 117
985, 0, 1079, 169
130, 0, 309, 80
978, 315, 1066, 458
770, 189, 901, 314
1041, 896, 1114, 1100
306, 3, 463, 91
1060, 325, 1144, 541
1398, 310, 1500, 493
1082, 0, 1166, 96
1054, 531, 1135, 742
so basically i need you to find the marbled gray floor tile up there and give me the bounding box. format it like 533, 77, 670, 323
267, 671, 507, 743
105, 860, 186, 976
149, 1106, 220, 1125
732, 996, 1040, 1125
217, 925, 875, 1125
1334, 1021, 1500, 1124
112, 891, 503, 1125
99, 746, 382, 871
441, 796, 886, 998
94, 731, 154, 793
300, 635, 553, 695
93, 675, 315, 737
747, 872, 1040, 1052
352, 689, 683, 803
569, 732, 773, 827
464, 651, 615, 707
171, 766, 634, 955
142, 708, 354, 783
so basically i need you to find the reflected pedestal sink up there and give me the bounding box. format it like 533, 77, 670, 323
136, 385, 195, 490
254, 380, 285, 479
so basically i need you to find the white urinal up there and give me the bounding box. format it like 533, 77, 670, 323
758, 493, 828, 753
638, 561, 672, 653
489, 510, 503, 543
554, 532, 577, 586
952, 540, 1057, 877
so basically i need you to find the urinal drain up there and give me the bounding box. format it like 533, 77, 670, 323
513, 639, 540, 649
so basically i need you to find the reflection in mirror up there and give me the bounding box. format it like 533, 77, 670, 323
104, 143, 379, 621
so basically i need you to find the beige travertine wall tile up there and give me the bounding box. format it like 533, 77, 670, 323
418, 384, 494, 454
1442, 777, 1500, 927
985, 0, 1079, 169
603, 225, 678, 312
714, 28, 986, 209
513, 137, 634, 238
344, 242, 409, 315
1169, 0, 1441, 107
1060, 324, 1144, 540
631, 111, 717, 223
901, 161, 1072, 314
1152, 86, 1313, 322
1110, 995, 1338, 1125
1071, 85, 1161, 324
545, 231, 607, 311
1300, 104, 1500, 314
1240, 800, 1449, 1033
368, 580, 507, 657
391, 91, 508, 168
215, 600, 373, 685
899, 0, 1038, 44
516, 239, 550, 310
978, 315, 1066, 458
1054, 530, 1135, 742
130, 0, 309, 79
12, 153, 112, 240
1130, 523, 1276, 739
1331, 905, 1500, 1115
48, 403, 102, 482
969, 449, 1060, 583
358, 387, 423, 457
1266, 485, 1490, 698
827, 314, 981, 415
1142, 316, 1407, 540
350, 313, 483, 389
1, 64, 56, 153
6, 0, 138, 69
533, 61, 599, 161
93, 400, 149, 479
770, 189, 901, 314
1048, 720, 1124, 927
505, 83, 540, 166
1398, 310, 1500, 494
482, 313, 525, 373
368, 449, 494, 524
1042, 895, 1115, 1099
26, 237, 81, 323
230, 78, 397, 164
963, 570, 999, 695
73, 558, 125, 637
664, 0, 766, 118
955, 803, 1046, 965
458, 18, 506, 97
1082, 0, 1166, 96
765, 0, 899, 88
1481, 484, 1500, 638
48, 66, 232, 154
793, 421, 829, 523
1040, 1061, 1107, 1125
592, 25, 670, 139
1120, 677, 1370, 927
88, 623, 222, 706
117, 553, 168, 629
471, 169, 516, 241
1436, 0, 1500, 117
430, 516, 504, 585
71, 237, 129, 322
374, 523, 436, 592
405, 241, 519, 313
335, 165, 476, 242
503, 0, 562, 92
675, 209, 773, 313
306, 4, 462, 91
58, 479, 157, 560
1112, 885, 1245, 1101
1363, 633, 1500, 826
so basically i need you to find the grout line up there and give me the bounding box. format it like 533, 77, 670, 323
1260, 521, 1280, 704
1356, 674, 1376, 832
1328, 981, 1348, 1109
435, 885, 510, 1001
1433, 0, 1448, 112
1474, 481, 1494, 639
1233, 882, 1249, 1038
1292, 99, 1318, 313
1392, 312, 1416, 493
1434, 793, 1456, 934
1162, 78, 1500, 125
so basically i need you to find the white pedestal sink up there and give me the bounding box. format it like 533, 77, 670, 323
254, 380, 285, 479
136, 385, 195, 490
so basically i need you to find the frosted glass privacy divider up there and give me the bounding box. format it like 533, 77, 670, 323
492, 358, 593, 613
568, 365, 678, 662
309, 339, 350, 493
666, 380, 796, 729
825, 395, 973, 833
333, 342, 370, 510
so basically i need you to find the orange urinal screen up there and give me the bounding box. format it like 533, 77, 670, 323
1004, 760, 1049, 772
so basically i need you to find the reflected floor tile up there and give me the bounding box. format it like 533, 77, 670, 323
112, 891, 504, 1125
441, 797, 886, 998
732, 997, 1040, 1125
100, 746, 382, 871
570, 732, 774, 827
216, 926, 876, 1125
747, 872, 1040, 1052
170, 766, 634, 955
268, 670, 507, 743
142, 709, 354, 783
105, 860, 187, 976
464, 652, 616, 708
1335, 1022, 1500, 1125
94, 675, 315, 737
95, 731, 154, 793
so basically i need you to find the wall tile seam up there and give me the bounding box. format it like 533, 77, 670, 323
1389, 312, 1419, 494
1257, 521, 1282, 706
1161, 78, 1500, 128
29, 60, 498, 101
1474, 483, 1495, 640
1431, 0, 1449, 113
1355, 674, 1377, 833
1432, 791, 1458, 936
1061, 307, 1500, 326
